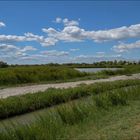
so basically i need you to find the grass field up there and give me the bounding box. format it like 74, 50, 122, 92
0, 79, 140, 139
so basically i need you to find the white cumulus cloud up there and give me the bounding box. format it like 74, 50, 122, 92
42, 22, 140, 44
113, 40, 140, 52
87, 24, 140, 42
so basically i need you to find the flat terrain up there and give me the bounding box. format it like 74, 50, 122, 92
0, 83, 140, 139
0, 73, 140, 98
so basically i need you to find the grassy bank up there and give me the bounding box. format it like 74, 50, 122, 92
0, 65, 139, 87
0, 84, 140, 139
0, 79, 140, 119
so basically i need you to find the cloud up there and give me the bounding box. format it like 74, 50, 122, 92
0, 33, 57, 47
1, 18, 140, 49
0, 21, 6, 28
0, 44, 18, 52
113, 40, 140, 52
96, 52, 105, 55
1, 17, 140, 60
3, 17, 133, 64
75, 54, 122, 59
54, 17, 79, 26
73, 54, 123, 63
63, 18, 79, 26
70, 48, 80, 52
19, 54, 72, 64
96, 52, 105, 57
42, 25, 86, 42
75, 55, 89, 59
41, 50, 69, 56
24, 32, 44, 41
0, 44, 37, 59
55, 17, 62, 23
0, 35, 26, 42
20, 54, 45, 60
0, 43, 36, 52
24, 32, 58, 47
20, 46, 37, 52
42, 28, 58, 35
42, 22, 140, 45
87, 24, 140, 42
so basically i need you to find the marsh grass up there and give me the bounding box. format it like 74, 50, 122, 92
0, 66, 88, 86
0, 65, 139, 87
0, 79, 140, 119
0, 85, 140, 140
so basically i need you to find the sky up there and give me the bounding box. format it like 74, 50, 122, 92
0, 1, 140, 64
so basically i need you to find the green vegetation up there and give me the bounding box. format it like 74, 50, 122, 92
61, 60, 140, 68
0, 79, 140, 119
0, 63, 140, 87
0, 66, 88, 86
0, 61, 140, 139
0, 61, 8, 68
100, 65, 140, 76
0, 83, 140, 140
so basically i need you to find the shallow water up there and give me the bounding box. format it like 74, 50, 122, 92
75, 68, 123, 73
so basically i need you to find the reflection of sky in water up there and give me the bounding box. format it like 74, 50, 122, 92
76, 68, 123, 73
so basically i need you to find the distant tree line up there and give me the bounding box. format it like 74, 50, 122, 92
61, 60, 140, 68
0, 60, 140, 68
0, 61, 8, 68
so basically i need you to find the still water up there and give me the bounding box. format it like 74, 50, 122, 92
75, 68, 123, 73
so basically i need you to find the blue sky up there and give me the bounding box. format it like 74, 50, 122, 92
0, 1, 140, 64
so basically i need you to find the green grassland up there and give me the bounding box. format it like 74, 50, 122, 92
0, 80, 140, 140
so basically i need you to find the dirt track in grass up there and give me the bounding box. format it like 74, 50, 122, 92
0, 73, 140, 98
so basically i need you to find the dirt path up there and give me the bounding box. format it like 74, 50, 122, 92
0, 73, 140, 98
